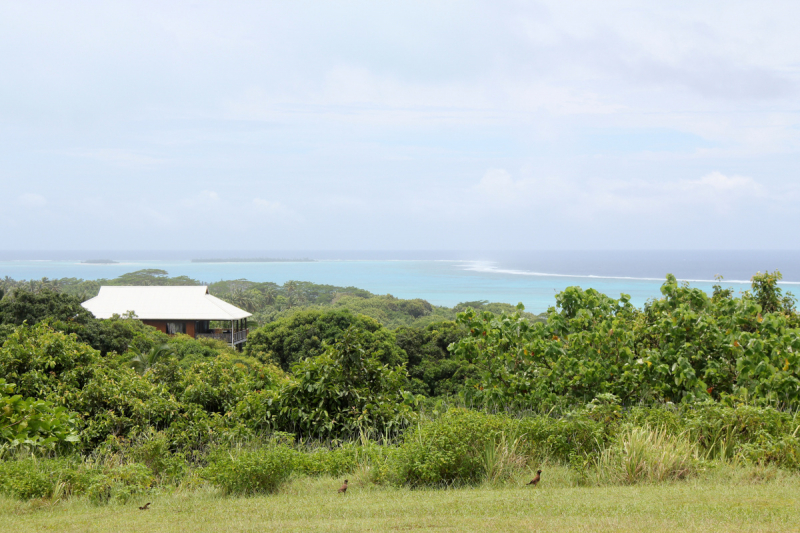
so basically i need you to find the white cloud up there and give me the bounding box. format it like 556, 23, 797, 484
472, 169, 536, 203
180, 190, 220, 209
464, 169, 780, 222
2, 2, 800, 250
18, 193, 47, 208
252, 197, 295, 216
63, 149, 164, 166
675, 171, 764, 196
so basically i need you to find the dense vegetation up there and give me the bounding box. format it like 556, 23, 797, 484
1, 270, 799, 505
1, 270, 540, 329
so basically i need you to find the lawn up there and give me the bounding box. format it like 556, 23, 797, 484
3, 467, 800, 533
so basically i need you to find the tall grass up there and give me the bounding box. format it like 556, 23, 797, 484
479, 431, 526, 484
595, 426, 698, 485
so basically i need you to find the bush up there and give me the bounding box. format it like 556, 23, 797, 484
77, 463, 154, 504
0, 457, 54, 499
104, 429, 189, 484
204, 445, 295, 495
0, 322, 100, 400
389, 408, 510, 486
515, 409, 610, 463
277, 326, 416, 438
451, 272, 800, 409
1, 378, 80, 453
292, 441, 389, 477
395, 321, 472, 397
245, 309, 407, 370
0, 456, 154, 503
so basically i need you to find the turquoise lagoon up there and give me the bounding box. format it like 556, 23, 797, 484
3, 254, 798, 314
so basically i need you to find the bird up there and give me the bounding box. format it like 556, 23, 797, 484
338, 480, 348, 494
527, 470, 542, 486
138, 502, 151, 510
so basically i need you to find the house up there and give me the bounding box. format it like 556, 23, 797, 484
81, 286, 251, 348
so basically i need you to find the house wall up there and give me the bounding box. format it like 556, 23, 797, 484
141, 320, 197, 338
143, 320, 167, 334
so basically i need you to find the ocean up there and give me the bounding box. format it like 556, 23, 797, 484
1, 251, 798, 314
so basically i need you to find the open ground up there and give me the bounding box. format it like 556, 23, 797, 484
3, 468, 800, 533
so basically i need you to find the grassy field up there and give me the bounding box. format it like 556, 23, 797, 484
3, 467, 800, 533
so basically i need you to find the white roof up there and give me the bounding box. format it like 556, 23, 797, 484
82, 286, 252, 321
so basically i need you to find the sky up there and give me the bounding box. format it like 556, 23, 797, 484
1, 1, 799, 252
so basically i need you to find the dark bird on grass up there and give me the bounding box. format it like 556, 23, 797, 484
338, 480, 348, 494
139, 502, 151, 510
527, 470, 542, 486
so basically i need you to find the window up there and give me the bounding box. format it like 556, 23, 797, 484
166, 322, 186, 334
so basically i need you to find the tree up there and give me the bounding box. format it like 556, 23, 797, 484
750, 271, 796, 315
1, 379, 80, 452
245, 309, 406, 370
0, 288, 92, 327
395, 321, 472, 396
276, 325, 416, 438
129, 344, 174, 375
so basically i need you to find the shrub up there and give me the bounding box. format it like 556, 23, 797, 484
124, 430, 189, 484
0, 457, 54, 499
0, 456, 154, 503
277, 325, 416, 439
1, 379, 80, 453
389, 408, 510, 486
0, 322, 100, 400
451, 272, 800, 409
178, 359, 254, 414
0, 288, 91, 327
230, 389, 283, 433
203, 444, 295, 495
76, 463, 154, 504
394, 321, 472, 397
292, 441, 389, 477
515, 410, 609, 463
245, 309, 406, 370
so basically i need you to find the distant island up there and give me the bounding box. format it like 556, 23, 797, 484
191, 258, 315, 263
81, 259, 119, 264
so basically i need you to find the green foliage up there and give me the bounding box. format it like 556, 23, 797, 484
453, 300, 543, 323
452, 274, 800, 409
246, 308, 406, 370
291, 441, 388, 477
0, 456, 154, 503
110, 269, 201, 287
389, 408, 511, 486
0, 457, 57, 499
750, 271, 797, 315
0, 322, 226, 451
116, 429, 189, 484
129, 344, 174, 375
68, 314, 167, 357
4, 269, 800, 502
595, 426, 699, 484
178, 358, 258, 414
1, 379, 80, 452
170, 334, 230, 366
203, 444, 295, 495
0, 322, 100, 400
325, 294, 455, 328
277, 326, 416, 438
629, 402, 800, 469
0, 286, 168, 357
0, 288, 92, 326
395, 321, 473, 396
